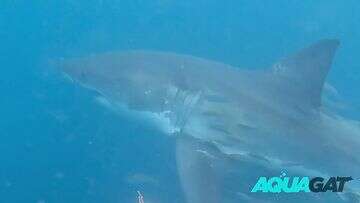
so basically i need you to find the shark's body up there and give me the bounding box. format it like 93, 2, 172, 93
59, 40, 360, 202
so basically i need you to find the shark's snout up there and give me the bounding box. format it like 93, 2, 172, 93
61, 72, 75, 83
57, 58, 91, 85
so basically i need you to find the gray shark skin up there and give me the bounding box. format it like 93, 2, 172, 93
58, 40, 360, 203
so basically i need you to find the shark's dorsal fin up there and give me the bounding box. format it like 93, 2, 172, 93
272, 39, 340, 108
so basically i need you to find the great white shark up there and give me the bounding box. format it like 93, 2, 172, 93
58, 39, 360, 202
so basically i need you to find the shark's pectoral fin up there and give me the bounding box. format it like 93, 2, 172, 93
176, 135, 220, 203
272, 39, 339, 108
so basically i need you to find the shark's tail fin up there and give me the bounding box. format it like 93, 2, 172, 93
272, 39, 340, 108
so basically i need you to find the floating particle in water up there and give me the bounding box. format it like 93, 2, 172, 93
137, 191, 145, 203
4, 181, 12, 188
54, 171, 65, 179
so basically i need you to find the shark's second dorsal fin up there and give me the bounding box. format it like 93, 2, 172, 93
272, 39, 340, 108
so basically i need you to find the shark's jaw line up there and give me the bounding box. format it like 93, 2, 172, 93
94, 91, 183, 135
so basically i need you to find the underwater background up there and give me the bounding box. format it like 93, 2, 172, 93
0, 0, 360, 202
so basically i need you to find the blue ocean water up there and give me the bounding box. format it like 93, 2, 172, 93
0, 1, 359, 202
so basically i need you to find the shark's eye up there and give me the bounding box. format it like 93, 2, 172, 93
80, 72, 87, 80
